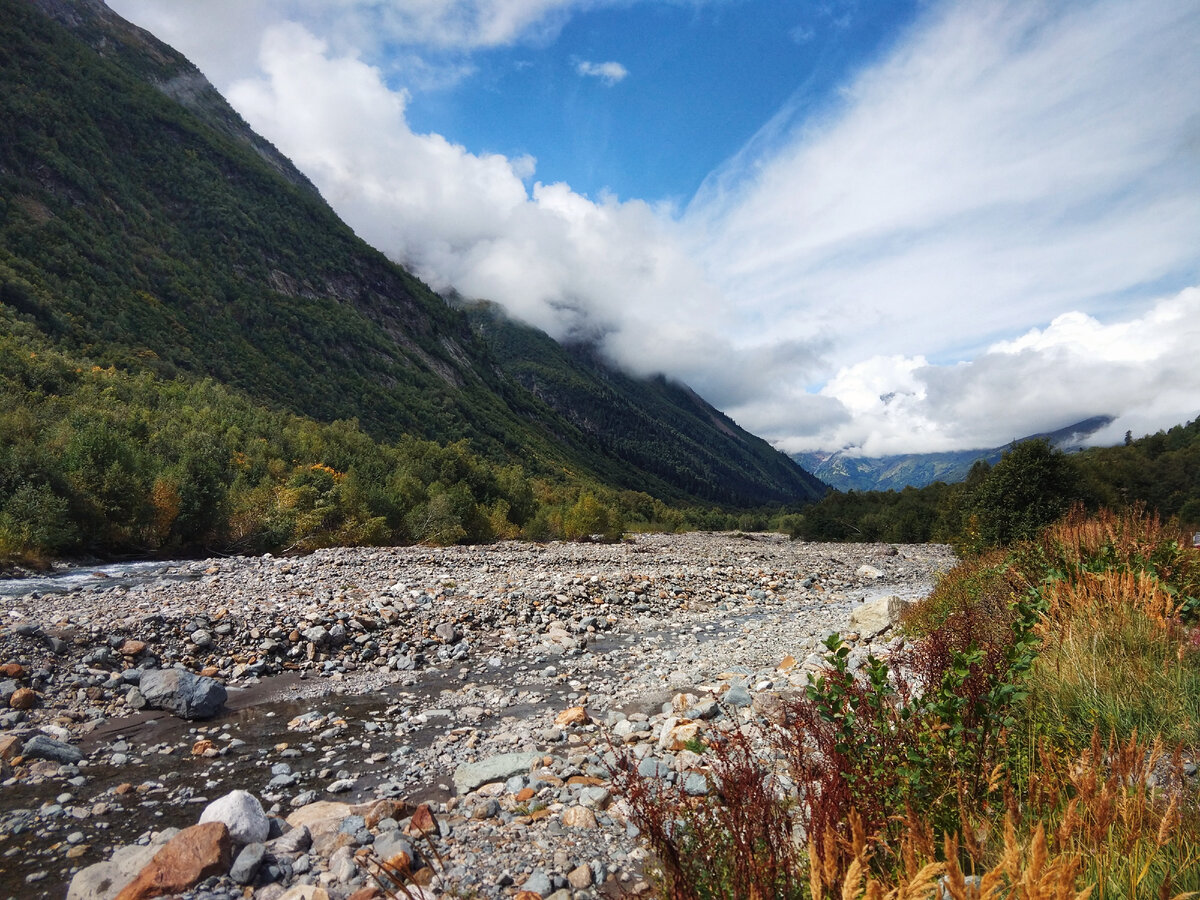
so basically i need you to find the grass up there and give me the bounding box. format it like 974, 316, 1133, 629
613, 506, 1200, 899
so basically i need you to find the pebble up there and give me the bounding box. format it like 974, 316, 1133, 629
0, 532, 950, 899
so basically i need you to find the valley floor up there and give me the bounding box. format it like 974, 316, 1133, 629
0, 533, 953, 899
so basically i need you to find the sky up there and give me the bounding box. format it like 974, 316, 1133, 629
107, 0, 1200, 457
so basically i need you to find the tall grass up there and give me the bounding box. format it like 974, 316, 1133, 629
614, 507, 1200, 898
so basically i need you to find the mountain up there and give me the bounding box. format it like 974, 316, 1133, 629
794, 416, 1115, 492
0, 0, 821, 511
463, 301, 826, 506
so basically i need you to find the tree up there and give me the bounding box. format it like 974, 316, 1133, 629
970, 439, 1079, 547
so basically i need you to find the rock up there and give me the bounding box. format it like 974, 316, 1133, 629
561, 806, 597, 829
856, 564, 885, 580
723, 682, 752, 708
848, 594, 909, 636
22, 733, 83, 764
567, 863, 593, 889
230, 842, 266, 884
277, 887, 331, 900
8, 687, 36, 709
199, 790, 270, 845
113, 821, 232, 900
452, 750, 543, 794
372, 830, 416, 868
138, 668, 227, 719
270, 824, 312, 857
66, 842, 163, 900
522, 869, 553, 896
0, 662, 24, 678
554, 706, 589, 727
119, 640, 147, 657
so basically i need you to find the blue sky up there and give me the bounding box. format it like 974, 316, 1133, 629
107, 0, 1200, 456
402, 1, 922, 205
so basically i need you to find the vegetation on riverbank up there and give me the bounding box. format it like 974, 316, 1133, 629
792, 423, 1200, 546
617, 506, 1200, 897
0, 323, 801, 569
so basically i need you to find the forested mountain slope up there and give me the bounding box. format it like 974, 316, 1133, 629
0, 0, 821, 514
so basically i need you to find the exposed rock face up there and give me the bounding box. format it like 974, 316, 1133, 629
138, 668, 227, 719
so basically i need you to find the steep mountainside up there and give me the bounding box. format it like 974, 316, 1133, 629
0, 0, 820, 509
795, 416, 1115, 492
465, 302, 826, 506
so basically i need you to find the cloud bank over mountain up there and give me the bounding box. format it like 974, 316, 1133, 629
110, 0, 1200, 454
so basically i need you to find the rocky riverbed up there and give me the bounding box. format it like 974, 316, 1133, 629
0, 532, 954, 900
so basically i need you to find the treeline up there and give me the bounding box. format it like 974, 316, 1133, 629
792, 422, 1200, 550
0, 324, 772, 568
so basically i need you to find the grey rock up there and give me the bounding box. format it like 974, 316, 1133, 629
724, 683, 752, 708
138, 668, 227, 719
522, 869, 553, 897
22, 734, 83, 764
230, 842, 266, 884
373, 830, 415, 864
452, 750, 543, 794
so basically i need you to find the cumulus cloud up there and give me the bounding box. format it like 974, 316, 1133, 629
109, 0, 1200, 457
223, 22, 776, 402
784, 287, 1200, 456
575, 59, 629, 84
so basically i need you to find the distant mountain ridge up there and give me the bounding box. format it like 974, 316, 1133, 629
794, 416, 1116, 492
0, 0, 823, 509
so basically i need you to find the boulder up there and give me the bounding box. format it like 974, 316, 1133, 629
200, 790, 270, 845
138, 668, 227, 720
113, 821, 232, 900
848, 594, 909, 636
452, 750, 543, 794
22, 733, 83, 764
66, 843, 161, 900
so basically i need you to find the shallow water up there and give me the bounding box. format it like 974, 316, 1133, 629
0, 560, 197, 599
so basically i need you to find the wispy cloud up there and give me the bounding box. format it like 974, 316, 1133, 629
575, 59, 629, 84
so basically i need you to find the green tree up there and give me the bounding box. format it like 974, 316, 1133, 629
970, 439, 1079, 547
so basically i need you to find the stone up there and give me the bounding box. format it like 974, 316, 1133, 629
8, 687, 36, 710
22, 733, 83, 764
372, 830, 415, 868
0, 663, 24, 678
567, 863, 594, 889
138, 668, 227, 719
66, 843, 161, 900
119, 640, 147, 657
554, 706, 589, 727
200, 789, 270, 845
230, 842, 266, 884
522, 869, 553, 896
113, 821, 232, 900
191, 739, 216, 756
276, 887, 331, 900
856, 564, 885, 580
404, 803, 438, 837
452, 750, 543, 794
270, 824, 312, 857
848, 594, 909, 636
723, 682, 752, 708
561, 806, 597, 829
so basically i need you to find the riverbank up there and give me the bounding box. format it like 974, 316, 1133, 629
0, 532, 953, 899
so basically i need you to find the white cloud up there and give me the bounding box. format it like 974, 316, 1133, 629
108, 0, 1200, 458
791, 287, 1200, 456
686, 0, 1200, 451
576, 59, 629, 84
